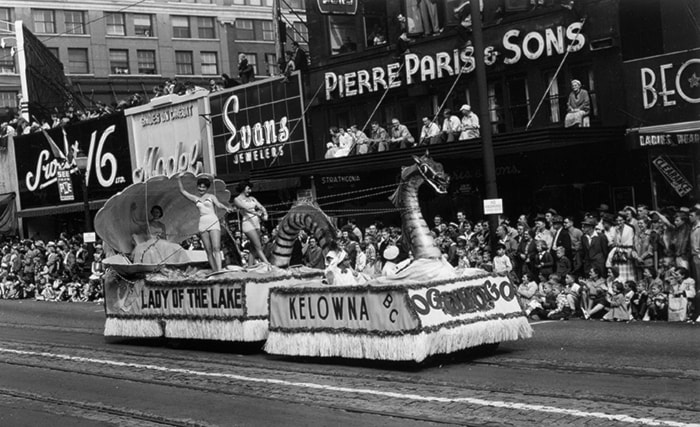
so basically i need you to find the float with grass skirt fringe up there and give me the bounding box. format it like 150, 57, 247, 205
96, 173, 333, 341
263, 153, 532, 362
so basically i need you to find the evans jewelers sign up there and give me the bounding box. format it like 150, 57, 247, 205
208, 73, 309, 175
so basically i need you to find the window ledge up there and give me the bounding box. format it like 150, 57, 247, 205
172, 37, 221, 42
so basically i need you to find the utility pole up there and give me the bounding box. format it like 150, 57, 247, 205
470, 0, 499, 250
272, 0, 284, 75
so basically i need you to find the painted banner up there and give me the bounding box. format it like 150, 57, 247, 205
208, 73, 308, 177
652, 155, 693, 197
269, 274, 523, 335
105, 279, 245, 318
269, 288, 417, 332
13, 113, 131, 209
125, 92, 213, 183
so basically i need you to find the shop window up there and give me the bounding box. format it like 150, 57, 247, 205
68, 48, 89, 74
137, 50, 156, 74
64, 11, 85, 35
172, 16, 191, 38
134, 14, 153, 37
236, 19, 255, 40
175, 51, 194, 75
198, 17, 216, 39
363, 0, 388, 47
109, 49, 129, 74
0, 48, 14, 74
33, 10, 56, 34
487, 82, 505, 134
329, 16, 357, 55
200, 51, 218, 75
508, 77, 530, 129
105, 12, 126, 36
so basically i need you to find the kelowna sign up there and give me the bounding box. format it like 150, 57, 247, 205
325, 21, 586, 100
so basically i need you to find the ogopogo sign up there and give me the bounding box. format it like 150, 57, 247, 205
209, 73, 309, 175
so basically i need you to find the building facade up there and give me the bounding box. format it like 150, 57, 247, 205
246, 0, 697, 226
0, 0, 306, 119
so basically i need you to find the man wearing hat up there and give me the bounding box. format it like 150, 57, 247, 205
581, 217, 608, 276
458, 104, 480, 140
550, 215, 572, 260
533, 214, 553, 251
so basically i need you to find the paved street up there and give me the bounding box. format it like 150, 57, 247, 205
0, 300, 698, 426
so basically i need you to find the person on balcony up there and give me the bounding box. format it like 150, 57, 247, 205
564, 79, 590, 128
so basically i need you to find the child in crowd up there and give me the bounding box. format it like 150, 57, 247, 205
563, 273, 582, 317
603, 281, 631, 321
518, 272, 539, 315
554, 245, 571, 276
644, 281, 668, 321
493, 244, 512, 275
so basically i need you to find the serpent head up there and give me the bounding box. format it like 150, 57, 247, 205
412, 153, 450, 194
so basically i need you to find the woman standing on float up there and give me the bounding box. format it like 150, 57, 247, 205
233, 181, 270, 266
178, 175, 231, 272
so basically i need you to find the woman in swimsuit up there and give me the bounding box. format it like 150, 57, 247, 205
178, 176, 231, 272
233, 181, 270, 266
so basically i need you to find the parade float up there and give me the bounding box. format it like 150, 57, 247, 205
95, 172, 333, 341
264, 153, 532, 362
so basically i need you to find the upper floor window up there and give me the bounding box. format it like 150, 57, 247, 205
175, 51, 194, 75
197, 17, 215, 39
0, 8, 14, 23
262, 21, 274, 41
544, 66, 598, 126
106, 13, 126, 36
33, 10, 56, 34
265, 52, 277, 76
329, 16, 356, 55
172, 16, 191, 38
0, 91, 17, 109
64, 11, 86, 35
236, 19, 255, 40
109, 49, 129, 74
241, 53, 258, 75
292, 22, 308, 43
200, 51, 218, 75
68, 48, 89, 74
134, 14, 153, 37
137, 50, 157, 74
0, 48, 15, 74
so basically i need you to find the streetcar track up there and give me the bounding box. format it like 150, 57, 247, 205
0, 387, 211, 427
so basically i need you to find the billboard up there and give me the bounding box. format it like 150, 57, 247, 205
14, 114, 131, 210
125, 92, 214, 183
623, 49, 700, 126
208, 73, 308, 177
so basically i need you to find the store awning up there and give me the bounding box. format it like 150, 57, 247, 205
18, 199, 108, 218
625, 120, 700, 149
627, 120, 700, 134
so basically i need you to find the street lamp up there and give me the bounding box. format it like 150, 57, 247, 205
74, 149, 92, 232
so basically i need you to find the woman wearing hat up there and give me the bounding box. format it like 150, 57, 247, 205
605, 212, 637, 282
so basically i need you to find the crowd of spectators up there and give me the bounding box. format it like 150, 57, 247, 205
0, 234, 104, 303
278, 202, 700, 323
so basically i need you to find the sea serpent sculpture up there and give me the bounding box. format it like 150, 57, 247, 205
269, 200, 337, 268
389, 152, 450, 260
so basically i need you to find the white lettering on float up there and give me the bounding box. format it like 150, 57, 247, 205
325, 22, 586, 100
640, 58, 700, 109
27, 125, 120, 192
222, 94, 290, 165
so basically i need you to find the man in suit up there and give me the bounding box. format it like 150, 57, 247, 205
581, 217, 608, 276
514, 223, 537, 281
550, 215, 572, 260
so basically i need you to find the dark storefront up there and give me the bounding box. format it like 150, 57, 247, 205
14, 113, 132, 238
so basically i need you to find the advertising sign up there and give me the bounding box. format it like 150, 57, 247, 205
623, 49, 700, 126
125, 92, 213, 182
208, 73, 309, 176
652, 155, 693, 197
14, 114, 131, 210
317, 0, 358, 15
